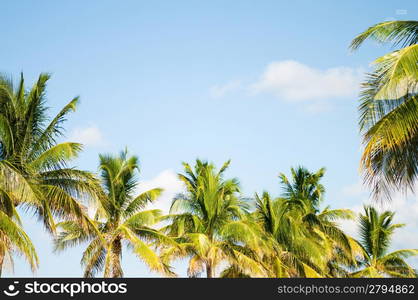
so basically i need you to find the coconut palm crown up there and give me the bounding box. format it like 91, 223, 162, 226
351, 206, 418, 278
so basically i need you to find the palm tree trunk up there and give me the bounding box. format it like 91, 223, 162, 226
103, 238, 123, 278
104, 246, 112, 278
206, 263, 213, 278
112, 239, 123, 278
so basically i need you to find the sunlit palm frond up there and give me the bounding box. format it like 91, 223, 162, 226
122, 188, 162, 217
119, 225, 174, 276
28, 142, 83, 172
350, 20, 418, 50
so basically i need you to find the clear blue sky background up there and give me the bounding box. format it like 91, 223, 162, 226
1, 0, 418, 277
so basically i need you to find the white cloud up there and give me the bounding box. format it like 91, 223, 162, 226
136, 170, 185, 214
69, 125, 104, 147
251, 60, 363, 101
210, 60, 364, 113
210, 80, 242, 98
341, 181, 368, 198
304, 101, 333, 114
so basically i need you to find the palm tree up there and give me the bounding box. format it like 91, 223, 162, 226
351, 206, 418, 277
253, 167, 363, 277
0, 73, 99, 273
253, 191, 314, 277
54, 150, 175, 277
350, 21, 418, 200
162, 159, 266, 278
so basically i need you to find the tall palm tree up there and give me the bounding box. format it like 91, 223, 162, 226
254, 167, 363, 277
351, 206, 418, 277
253, 191, 316, 277
162, 159, 266, 278
350, 21, 418, 200
54, 150, 175, 277
0, 73, 99, 273
0, 73, 100, 228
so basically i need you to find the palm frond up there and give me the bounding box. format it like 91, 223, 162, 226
350, 21, 418, 50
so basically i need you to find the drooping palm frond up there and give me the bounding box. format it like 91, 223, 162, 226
350, 21, 418, 50
0, 211, 38, 275
361, 95, 418, 200
81, 238, 106, 278
351, 21, 418, 200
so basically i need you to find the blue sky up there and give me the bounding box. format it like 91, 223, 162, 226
1, 0, 418, 277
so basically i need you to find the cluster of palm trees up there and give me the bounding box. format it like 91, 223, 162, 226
0, 20, 417, 278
